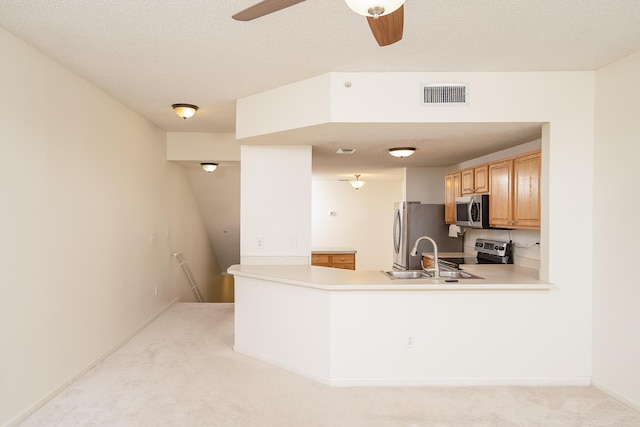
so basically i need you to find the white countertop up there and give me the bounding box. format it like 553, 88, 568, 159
227, 263, 551, 291
422, 252, 470, 258
311, 247, 357, 254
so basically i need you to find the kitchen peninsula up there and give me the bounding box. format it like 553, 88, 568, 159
228, 264, 562, 387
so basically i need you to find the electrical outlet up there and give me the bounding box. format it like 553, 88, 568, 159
405, 336, 416, 348
154, 286, 158, 296
256, 237, 264, 249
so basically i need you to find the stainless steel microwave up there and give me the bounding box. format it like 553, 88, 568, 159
456, 194, 490, 228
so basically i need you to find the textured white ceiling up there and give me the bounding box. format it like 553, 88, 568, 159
1, 0, 639, 176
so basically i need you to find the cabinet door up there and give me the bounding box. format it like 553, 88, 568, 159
474, 165, 489, 193
513, 151, 541, 228
460, 169, 475, 195
445, 172, 461, 224
489, 160, 513, 227
461, 166, 488, 194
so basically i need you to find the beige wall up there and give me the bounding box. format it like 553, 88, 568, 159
0, 27, 219, 425
592, 49, 640, 410
312, 179, 403, 270
183, 162, 241, 272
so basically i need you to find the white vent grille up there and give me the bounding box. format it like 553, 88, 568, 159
422, 83, 468, 105
336, 148, 356, 154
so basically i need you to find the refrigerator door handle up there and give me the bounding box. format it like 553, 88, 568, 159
393, 209, 402, 254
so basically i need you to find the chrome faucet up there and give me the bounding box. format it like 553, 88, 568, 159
410, 235, 439, 278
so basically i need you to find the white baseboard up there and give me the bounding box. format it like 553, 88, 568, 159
329, 377, 592, 387
231, 346, 592, 388
592, 379, 640, 413
233, 345, 331, 386
6, 298, 180, 427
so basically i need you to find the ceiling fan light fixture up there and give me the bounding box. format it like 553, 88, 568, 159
388, 147, 416, 158
344, 0, 405, 18
172, 103, 199, 119
200, 163, 218, 173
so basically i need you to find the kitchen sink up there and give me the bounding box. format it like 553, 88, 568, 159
438, 270, 483, 279
383, 269, 483, 280
383, 270, 429, 279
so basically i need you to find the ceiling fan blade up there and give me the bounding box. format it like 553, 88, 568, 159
366, 5, 404, 46
232, 0, 306, 21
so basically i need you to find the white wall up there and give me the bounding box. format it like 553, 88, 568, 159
0, 27, 219, 425
312, 179, 402, 270
592, 49, 640, 410
167, 132, 240, 162
240, 145, 312, 265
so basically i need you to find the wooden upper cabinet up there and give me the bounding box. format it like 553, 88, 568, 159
513, 151, 541, 229
488, 159, 513, 227
488, 150, 541, 229
445, 172, 461, 224
461, 165, 489, 195
474, 165, 489, 193
446, 149, 541, 230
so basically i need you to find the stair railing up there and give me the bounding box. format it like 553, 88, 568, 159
172, 252, 204, 302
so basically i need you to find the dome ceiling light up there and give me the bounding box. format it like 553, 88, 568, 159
388, 147, 416, 158
172, 103, 199, 119
200, 163, 218, 173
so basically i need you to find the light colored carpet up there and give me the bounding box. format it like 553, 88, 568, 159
21, 303, 640, 426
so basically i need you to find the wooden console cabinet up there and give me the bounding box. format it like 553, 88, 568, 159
311, 251, 356, 270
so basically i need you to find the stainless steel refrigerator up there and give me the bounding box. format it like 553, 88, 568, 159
392, 201, 463, 270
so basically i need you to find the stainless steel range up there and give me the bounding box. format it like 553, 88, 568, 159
439, 238, 513, 269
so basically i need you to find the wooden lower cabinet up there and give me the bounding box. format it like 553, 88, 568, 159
311, 252, 356, 270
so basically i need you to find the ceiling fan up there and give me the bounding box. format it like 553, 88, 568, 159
232, 0, 405, 47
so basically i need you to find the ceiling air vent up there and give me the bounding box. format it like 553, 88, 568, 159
336, 148, 356, 154
422, 83, 468, 105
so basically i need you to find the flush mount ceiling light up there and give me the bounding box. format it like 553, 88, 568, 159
388, 147, 416, 158
172, 103, 199, 120
350, 174, 366, 190
200, 163, 218, 173
344, 0, 405, 19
